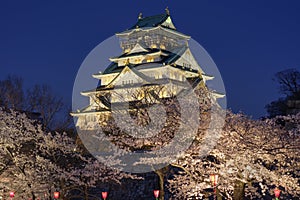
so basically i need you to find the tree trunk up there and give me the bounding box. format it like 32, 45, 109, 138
60, 180, 66, 200
216, 188, 222, 200
84, 185, 89, 200
156, 169, 165, 200
48, 188, 52, 200
31, 191, 35, 200
233, 180, 245, 200
155, 166, 169, 200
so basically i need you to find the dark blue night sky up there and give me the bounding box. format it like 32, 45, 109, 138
1, 1, 300, 118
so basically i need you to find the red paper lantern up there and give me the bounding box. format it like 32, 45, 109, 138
9, 191, 15, 198
274, 187, 281, 198
101, 191, 108, 199
53, 191, 60, 199
153, 190, 160, 198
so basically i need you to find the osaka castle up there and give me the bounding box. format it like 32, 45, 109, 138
71, 9, 224, 130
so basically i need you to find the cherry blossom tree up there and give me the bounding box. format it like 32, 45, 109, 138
168, 112, 300, 199
84, 85, 217, 199
0, 108, 137, 200
74, 83, 300, 199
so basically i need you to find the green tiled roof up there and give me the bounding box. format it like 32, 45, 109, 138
163, 46, 187, 64
102, 46, 190, 75
112, 49, 160, 59
103, 62, 119, 74
130, 13, 172, 29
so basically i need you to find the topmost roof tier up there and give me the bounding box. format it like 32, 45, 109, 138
116, 9, 190, 39
130, 13, 175, 30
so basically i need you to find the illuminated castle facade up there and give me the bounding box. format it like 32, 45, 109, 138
71, 9, 224, 129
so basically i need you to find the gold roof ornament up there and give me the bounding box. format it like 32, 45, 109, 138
138, 12, 143, 19
125, 58, 130, 66
165, 6, 170, 15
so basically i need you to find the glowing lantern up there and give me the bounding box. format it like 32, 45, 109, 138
101, 191, 108, 200
9, 192, 15, 198
153, 190, 160, 199
274, 187, 281, 199
53, 192, 59, 199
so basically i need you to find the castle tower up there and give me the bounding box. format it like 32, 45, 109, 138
71, 10, 223, 130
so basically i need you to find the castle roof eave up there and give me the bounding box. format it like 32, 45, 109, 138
80, 90, 99, 96
109, 50, 168, 62
116, 26, 190, 39
70, 110, 110, 116
211, 91, 225, 98
78, 75, 198, 96
202, 73, 214, 80
101, 45, 190, 75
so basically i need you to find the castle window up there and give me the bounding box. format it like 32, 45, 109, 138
151, 44, 157, 49
183, 63, 191, 68
147, 57, 154, 62
134, 58, 142, 64
122, 80, 134, 85
151, 73, 155, 79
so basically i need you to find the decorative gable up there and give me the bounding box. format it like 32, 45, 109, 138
161, 16, 176, 29
107, 66, 147, 87
175, 48, 203, 72
128, 43, 149, 54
